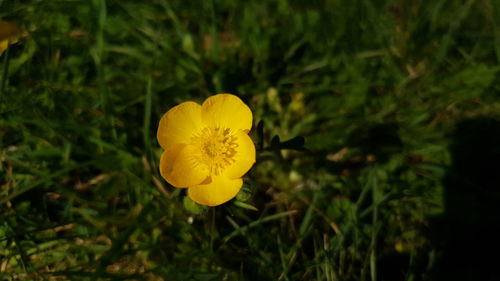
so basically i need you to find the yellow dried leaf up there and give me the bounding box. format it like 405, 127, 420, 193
0, 20, 23, 55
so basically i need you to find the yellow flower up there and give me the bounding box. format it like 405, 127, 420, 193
157, 94, 256, 206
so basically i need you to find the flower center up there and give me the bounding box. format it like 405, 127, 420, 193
191, 127, 238, 176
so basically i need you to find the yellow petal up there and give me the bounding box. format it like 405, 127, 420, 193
201, 94, 253, 132
157, 101, 202, 149
224, 130, 255, 179
188, 175, 243, 206
159, 144, 209, 188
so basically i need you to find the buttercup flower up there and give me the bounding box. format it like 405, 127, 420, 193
157, 94, 256, 206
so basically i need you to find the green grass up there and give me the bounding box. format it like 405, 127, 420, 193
1, 0, 500, 280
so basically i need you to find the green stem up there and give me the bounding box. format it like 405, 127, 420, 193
370, 167, 378, 281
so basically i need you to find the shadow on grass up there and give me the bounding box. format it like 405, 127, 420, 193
430, 117, 500, 281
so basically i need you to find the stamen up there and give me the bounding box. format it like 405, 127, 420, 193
191, 127, 238, 175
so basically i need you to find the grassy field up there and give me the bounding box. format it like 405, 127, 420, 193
1, 0, 500, 280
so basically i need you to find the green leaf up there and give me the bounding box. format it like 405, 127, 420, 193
235, 186, 252, 202
183, 196, 208, 215
233, 201, 258, 211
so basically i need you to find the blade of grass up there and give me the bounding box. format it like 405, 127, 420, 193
0, 161, 95, 206
277, 236, 290, 281
223, 210, 297, 243
369, 167, 379, 281
435, 0, 476, 64
233, 201, 259, 211
143, 73, 153, 150
3, 220, 30, 273
493, 0, 500, 62
91, 203, 152, 281
92, 0, 117, 141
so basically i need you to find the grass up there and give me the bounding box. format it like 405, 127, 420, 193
1, 0, 500, 280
